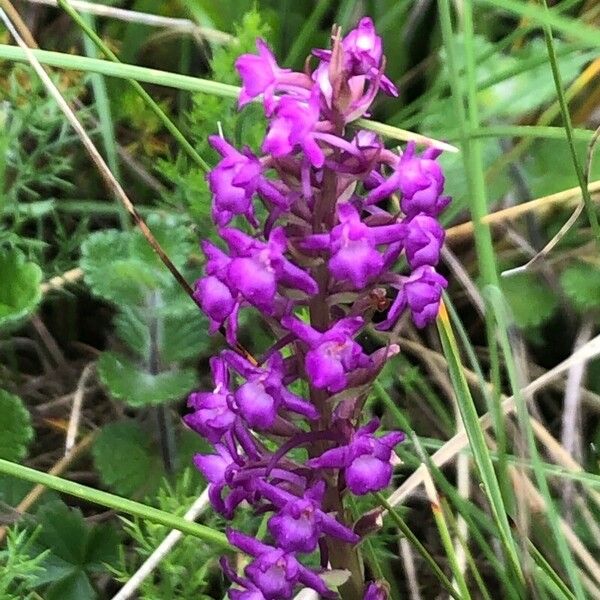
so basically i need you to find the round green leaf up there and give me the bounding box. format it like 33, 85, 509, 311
0, 249, 42, 329
0, 389, 34, 461
501, 272, 558, 328
560, 263, 600, 312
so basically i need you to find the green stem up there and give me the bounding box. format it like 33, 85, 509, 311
538, 0, 600, 243
56, 0, 210, 172
0, 458, 230, 550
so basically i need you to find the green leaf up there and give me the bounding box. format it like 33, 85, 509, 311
97, 352, 197, 407
0, 249, 42, 329
129, 214, 192, 273
44, 571, 96, 600
92, 421, 162, 497
500, 272, 558, 328
33, 500, 119, 598
560, 263, 600, 311
80, 230, 158, 306
162, 308, 212, 364
0, 390, 33, 461
80, 217, 194, 307
113, 307, 150, 362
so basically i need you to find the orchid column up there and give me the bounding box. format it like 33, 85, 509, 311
185, 18, 449, 600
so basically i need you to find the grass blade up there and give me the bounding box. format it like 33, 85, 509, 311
0, 458, 230, 549
436, 302, 524, 585
485, 286, 587, 600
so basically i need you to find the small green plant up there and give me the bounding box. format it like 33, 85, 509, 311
0, 527, 48, 600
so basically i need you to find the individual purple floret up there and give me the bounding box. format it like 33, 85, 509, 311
227, 530, 336, 599
363, 581, 389, 600
258, 480, 359, 552
379, 266, 448, 330
403, 213, 445, 269
184, 357, 235, 442
186, 15, 451, 599
282, 316, 370, 393
222, 350, 319, 429
308, 420, 404, 495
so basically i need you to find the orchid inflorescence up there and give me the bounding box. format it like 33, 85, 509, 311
185, 17, 449, 600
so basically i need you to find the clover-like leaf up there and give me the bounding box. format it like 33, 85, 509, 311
33, 501, 119, 600
0, 249, 42, 329
0, 390, 34, 461
501, 271, 558, 328
560, 263, 600, 312
97, 351, 196, 407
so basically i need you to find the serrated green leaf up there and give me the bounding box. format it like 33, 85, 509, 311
0, 390, 33, 461
560, 263, 600, 311
97, 351, 196, 407
113, 307, 150, 362
0, 249, 42, 329
92, 421, 162, 497
500, 272, 558, 328
162, 307, 212, 364
80, 229, 158, 306
130, 214, 192, 273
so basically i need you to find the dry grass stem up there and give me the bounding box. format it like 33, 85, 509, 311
65, 363, 95, 454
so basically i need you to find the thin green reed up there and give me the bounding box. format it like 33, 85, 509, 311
435, 305, 524, 587
55, 0, 210, 173
374, 492, 462, 600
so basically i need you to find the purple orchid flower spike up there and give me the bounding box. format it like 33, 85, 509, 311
187, 16, 451, 598
308, 419, 404, 495
282, 315, 369, 392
